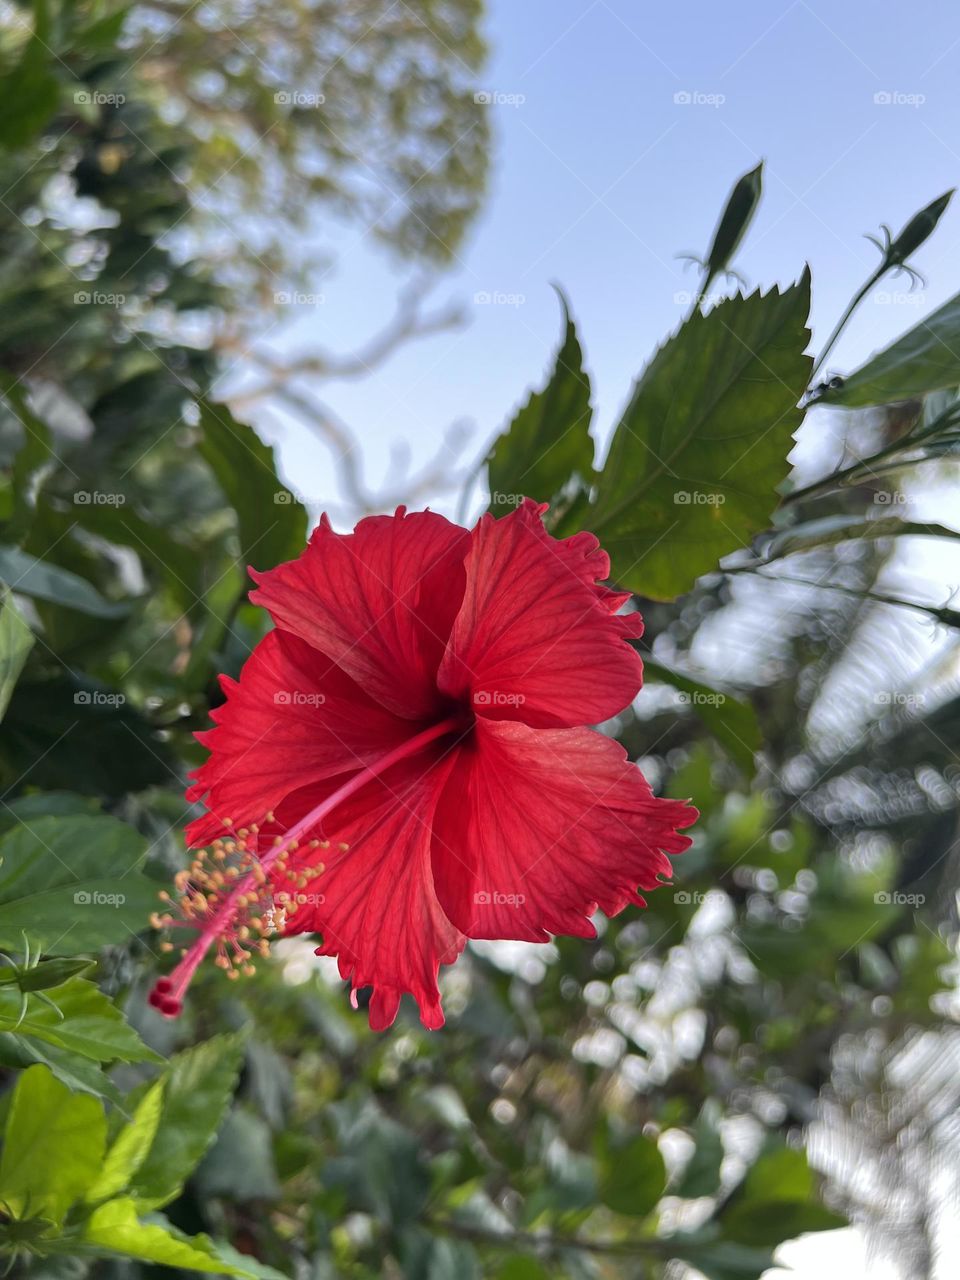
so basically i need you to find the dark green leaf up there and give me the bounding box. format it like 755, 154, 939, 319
644, 659, 760, 775
486, 292, 593, 507
0, 814, 158, 953
598, 1134, 666, 1218
198, 399, 307, 573
822, 288, 960, 406
591, 275, 812, 598
0, 545, 129, 617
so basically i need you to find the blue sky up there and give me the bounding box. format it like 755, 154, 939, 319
246, 0, 960, 515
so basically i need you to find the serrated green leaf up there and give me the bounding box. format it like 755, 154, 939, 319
86, 1080, 165, 1203
0, 1065, 106, 1224
0, 976, 160, 1063
0, 1031, 123, 1103
0, 815, 158, 954
591, 275, 812, 599
81, 1198, 263, 1274
486, 292, 593, 507
127, 1030, 248, 1209
0, 592, 33, 723
822, 288, 960, 406
198, 399, 307, 573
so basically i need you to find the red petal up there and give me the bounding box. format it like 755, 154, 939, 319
431, 718, 697, 942
437, 498, 644, 728
274, 748, 465, 1030
185, 629, 413, 848
250, 509, 470, 721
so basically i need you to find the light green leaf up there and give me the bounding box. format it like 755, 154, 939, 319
0, 976, 160, 1064
822, 289, 960, 406
591, 275, 812, 599
86, 1080, 166, 1203
0, 1065, 106, 1224
198, 399, 307, 573
486, 292, 593, 507
0, 545, 129, 618
644, 659, 760, 776
0, 814, 158, 953
81, 1198, 265, 1275
128, 1030, 248, 1210
0, 592, 33, 723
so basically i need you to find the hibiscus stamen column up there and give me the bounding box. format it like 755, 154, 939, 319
149, 715, 464, 1017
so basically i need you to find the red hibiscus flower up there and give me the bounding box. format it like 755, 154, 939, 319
149, 498, 697, 1030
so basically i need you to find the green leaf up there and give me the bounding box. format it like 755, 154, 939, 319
0, 592, 33, 723
590, 275, 812, 599
0, 815, 158, 953
0, 1031, 122, 1103
0, 545, 129, 617
198, 399, 307, 573
0, 956, 92, 991
598, 1134, 666, 1218
196, 1109, 281, 1201
644, 659, 760, 776
128, 1030, 248, 1210
0, 21, 61, 152
0, 976, 160, 1063
760, 514, 960, 561
720, 1145, 846, 1246
81, 1198, 268, 1275
822, 288, 960, 406
486, 292, 593, 507
86, 1080, 166, 1203
667, 1232, 776, 1280
675, 1105, 725, 1199
0, 1065, 106, 1224
0, 676, 174, 798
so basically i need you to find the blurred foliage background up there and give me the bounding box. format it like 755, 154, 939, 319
1, 2, 959, 1279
